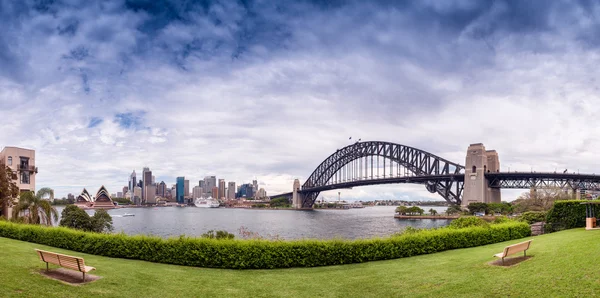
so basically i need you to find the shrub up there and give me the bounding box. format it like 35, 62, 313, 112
518, 211, 547, 224
448, 217, 489, 229
545, 200, 600, 232
0, 221, 530, 269
492, 216, 514, 224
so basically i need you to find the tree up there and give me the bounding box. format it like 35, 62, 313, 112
395, 206, 408, 215
512, 188, 573, 213
429, 208, 438, 216
446, 205, 462, 215
91, 209, 113, 232
467, 202, 488, 215
11, 188, 58, 226
59, 205, 92, 231
59, 205, 113, 233
0, 165, 19, 217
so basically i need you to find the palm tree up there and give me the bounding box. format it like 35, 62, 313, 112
12, 188, 58, 226
429, 208, 438, 216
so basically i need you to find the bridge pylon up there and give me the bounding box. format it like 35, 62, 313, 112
292, 179, 302, 208
462, 143, 501, 207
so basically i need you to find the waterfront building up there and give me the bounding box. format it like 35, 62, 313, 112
176, 177, 185, 204
192, 185, 203, 199
218, 179, 226, 199
158, 181, 166, 197
145, 184, 157, 204
237, 183, 254, 198
128, 170, 137, 199
67, 193, 75, 202
255, 188, 268, 199
133, 186, 142, 205
204, 176, 216, 197
227, 182, 236, 200
75, 188, 93, 207
211, 186, 219, 200
184, 179, 190, 199
142, 167, 151, 202
117, 192, 123, 198
122, 186, 128, 197
125, 190, 132, 199
252, 180, 258, 197
93, 186, 115, 208
0, 146, 37, 219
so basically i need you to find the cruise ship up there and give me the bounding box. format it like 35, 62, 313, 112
194, 197, 220, 208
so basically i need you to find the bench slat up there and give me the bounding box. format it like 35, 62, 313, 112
35, 249, 91, 273
494, 240, 532, 259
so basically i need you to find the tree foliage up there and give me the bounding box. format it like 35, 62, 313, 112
0, 165, 19, 217
59, 205, 113, 233
11, 188, 58, 226
429, 208, 438, 216
269, 197, 291, 208
201, 230, 235, 240
512, 188, 575, 213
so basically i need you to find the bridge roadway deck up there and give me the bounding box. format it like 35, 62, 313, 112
270, 171, 600, 199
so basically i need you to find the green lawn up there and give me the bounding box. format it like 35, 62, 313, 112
2, 229, 600, 297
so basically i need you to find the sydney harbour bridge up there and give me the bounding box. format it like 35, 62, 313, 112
271, 141, 600, 208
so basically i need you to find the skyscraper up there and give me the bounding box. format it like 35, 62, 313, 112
128, 170, 137, 199
227, 182, 236, 199
184, 179, 190, 200
142, 167, 152, 203
218, 179, 226, 199
192, 186, 203, 199
204, 176, 216, 198
211, 187, 219, 200
158, 181, 166, 197
176, 177, 185, 204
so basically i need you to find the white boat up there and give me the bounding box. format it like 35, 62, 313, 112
194, 197, 220, 208
122, 213, 135, 217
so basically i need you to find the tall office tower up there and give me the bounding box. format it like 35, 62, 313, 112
176, 177, 185, 204
122, 186, 129, 197
192, 186, 203, 199
133, 186, 142, 205
142, 167, 152, 203
204, 176, 216, 197
227, 182, 236, 199
67, 193, 75, 202
184, 179, 190, 199
211, 187, 219, 199
218, 179, 226, 199
158, 181, 166, 197
199, 180, 206, 197
128, 170, 137, 198
146, 184, 157, 204
252, 180, 258, 195
152, 175, 155, 184
117, 192, 123, 198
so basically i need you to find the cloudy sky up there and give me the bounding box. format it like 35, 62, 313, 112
2, 0, 600, 201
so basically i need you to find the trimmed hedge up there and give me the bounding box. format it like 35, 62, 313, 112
0, 221, 531, 269
545, 200, 600, 232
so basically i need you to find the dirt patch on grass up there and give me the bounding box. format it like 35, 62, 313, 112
38, 268, 101, 285
488, 256, 532, 267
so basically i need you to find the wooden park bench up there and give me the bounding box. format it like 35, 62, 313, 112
493, 240, 533, 265
35, 249, 96, 282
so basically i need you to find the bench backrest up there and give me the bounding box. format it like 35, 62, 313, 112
501, 240, 532, 258
35, 249, 86, 272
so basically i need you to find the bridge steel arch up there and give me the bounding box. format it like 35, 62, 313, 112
299, 141, 465, 208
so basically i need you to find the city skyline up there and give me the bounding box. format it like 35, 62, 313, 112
3, 1, 600, 201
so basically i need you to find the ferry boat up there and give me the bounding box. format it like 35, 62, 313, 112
194, 197, 220, 208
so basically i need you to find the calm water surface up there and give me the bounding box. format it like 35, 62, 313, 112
55, 206, 450, 240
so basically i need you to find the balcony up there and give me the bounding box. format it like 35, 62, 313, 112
18, 164, 38, 173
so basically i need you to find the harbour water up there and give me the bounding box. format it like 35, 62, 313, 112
54, 205, 451, 240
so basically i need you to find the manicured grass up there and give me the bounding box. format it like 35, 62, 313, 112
2, 229, 600, 297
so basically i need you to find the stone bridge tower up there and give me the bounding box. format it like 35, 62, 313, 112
462, 143, 501, 208
292, 179, 302, 209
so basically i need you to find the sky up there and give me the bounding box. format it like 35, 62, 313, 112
2, 0, 600, 201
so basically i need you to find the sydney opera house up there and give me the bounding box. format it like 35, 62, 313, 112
75, 186, 116, 209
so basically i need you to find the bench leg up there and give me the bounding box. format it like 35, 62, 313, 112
46, 262, 48, 272
524, 250, 527, 257
83, 272, 86, 282
502, 257, 504, 265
